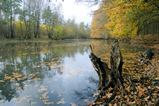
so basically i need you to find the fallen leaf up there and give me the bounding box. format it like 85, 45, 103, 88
58, 91, 66, 95
116, 91, 120, 95
126, 86, 130, 90
88, 101, 95, 106
93, 92, 99, 97
0, 100, 5, 103
144, 96, 150, 101
0, 80, 4, 82
42, 100, 49, 103
31, 102, 37, 105
47, 102, 54, 105
70, 103, 77, 106
124, 95, 127, 99
27, 98, 33, 101
16, 90, 21, 93
84, 99, 90, 103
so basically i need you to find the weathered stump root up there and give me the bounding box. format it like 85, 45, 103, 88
89, 40, 125, 105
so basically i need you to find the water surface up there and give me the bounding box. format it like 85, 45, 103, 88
0, 40, 99, 106
0, 39, 153, 106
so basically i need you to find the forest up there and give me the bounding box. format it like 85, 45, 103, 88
91, 0, 159, 41
1, 0, 159, 41
0, 0, 91, 40
0, 0, 159, 106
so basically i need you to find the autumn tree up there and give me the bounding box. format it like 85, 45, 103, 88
91, 1, 112, 39
91, 0, 159, 39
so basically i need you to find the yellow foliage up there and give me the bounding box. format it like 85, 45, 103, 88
91, 4, 112, 39
91, 0, 159, 38
40, 24, 53, 32
40, 24, 48, 31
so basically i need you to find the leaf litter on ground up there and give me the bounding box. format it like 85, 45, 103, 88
90, 50, 159, 105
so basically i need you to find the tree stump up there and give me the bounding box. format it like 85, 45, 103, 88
89, 40, 125, 105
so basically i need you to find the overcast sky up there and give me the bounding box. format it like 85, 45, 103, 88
54, 0, 99, 25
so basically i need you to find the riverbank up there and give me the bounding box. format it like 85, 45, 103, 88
0, 37, 159, 49
0, 36, 158, 42
0, 37, 53, 43
0, 37, 96, 42
89, 40, 159, 105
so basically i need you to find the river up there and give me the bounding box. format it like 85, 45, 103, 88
0, 39, 151, 106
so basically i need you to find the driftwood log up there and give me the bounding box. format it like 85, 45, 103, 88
89, 40, 125, 105
140, 49, 154, 65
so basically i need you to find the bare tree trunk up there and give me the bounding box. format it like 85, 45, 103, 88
0, 9, 2, 20
10, 14, 14, 38
89, 40, 125, 105
20, 21, 23, 38
10, 0, 14, 38
158, 29, 159, 38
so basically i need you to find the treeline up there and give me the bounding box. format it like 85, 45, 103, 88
0, 0, 91, 40
91, 0, 159, 40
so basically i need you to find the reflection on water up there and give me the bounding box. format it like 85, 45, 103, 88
0, 40, 99, 106
0, 40, 151, 106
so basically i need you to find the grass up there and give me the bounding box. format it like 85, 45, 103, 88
0, 35, 52, 43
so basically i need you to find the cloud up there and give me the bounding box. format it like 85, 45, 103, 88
55, 0, 98, 25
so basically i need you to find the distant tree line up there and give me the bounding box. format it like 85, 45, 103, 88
0, 0, 91, 40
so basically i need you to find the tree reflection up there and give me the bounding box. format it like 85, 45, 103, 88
73, 76, 99, 103
0, 62, 27, 102
0, 81, 17, 101
0, 40, 91, 103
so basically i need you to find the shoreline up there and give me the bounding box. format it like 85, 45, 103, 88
0, 38, 159, 44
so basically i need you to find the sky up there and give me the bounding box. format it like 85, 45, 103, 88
54, 0, 99, 25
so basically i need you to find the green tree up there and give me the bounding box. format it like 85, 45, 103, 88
85, 24, 91, 37
42, 6, 54, 38
42, 3, 63, 39
79, 22, 85, 36
65, 18, 79, 38
1, 0, 21, 38
31, 0, 43, 38
18, 0, 36, 39
53, 25, 63, 39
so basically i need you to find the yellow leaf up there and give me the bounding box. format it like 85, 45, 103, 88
126, 86, 130, 90
70, 103, 77, 106
116, 91, 120, 95
124, 95, 127, 99
40, 97, 43, 99
42, 100, 49, 103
